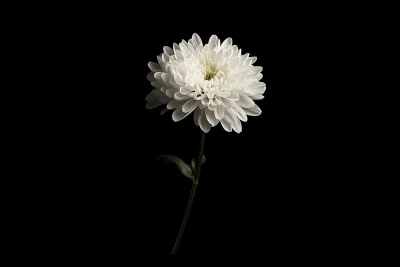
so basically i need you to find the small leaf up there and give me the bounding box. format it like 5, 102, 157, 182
191, 155, 206, 174
157, 155, 194, 181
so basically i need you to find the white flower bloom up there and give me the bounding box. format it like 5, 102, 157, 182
145, 33, 265, 133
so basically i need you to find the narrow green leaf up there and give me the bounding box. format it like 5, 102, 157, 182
157, 155, 194, 181
191, 155, 206, 174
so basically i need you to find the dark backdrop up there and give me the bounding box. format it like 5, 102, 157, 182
19, 4, 364, 264
51, 10, 281, 263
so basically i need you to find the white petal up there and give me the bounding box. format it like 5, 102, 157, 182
145, 89, 160, 101
253, 73, 263, 81
224, 49, 233, 58
243, 89, 256, 96
175, 50, 184, 61
215, 105, 225, 120
151, 80, 162, 89
148, 62, 161, 72
157, 56, 165, 71
172, 106, 193, 122
184, 76, 192, 85
232, 119, 242, 133
145, 94, 156, 102
155, 89, 165, 97
230, 57, 240, 68
146, 71, 155, 82
220, 118, 232, 132
218, 91, 230, 98
187, 42, 195, 53
167, 100, 185, 110
179, 42, 189, 55
202, 43, 210, 53
208, 35, 219, 50
201, 98, 209, 105
210, 49, 217, 59
199, 110, 211, 133
180, 86, 193, 95
198, 103, 206, 110
249, 57, 257, 64
243, 104, 262, 116
188, 39, 197, 49
173, 73, 185, 85
228, 92, 239, 101
249, 94, 264, 100
249, 66, 263, 75
220, 37, 232, 50
173, 43, 180, 54
224, 108, 238, 124
174, 92, 191, 101
154, 72, 163, 80
205, 107, 219, 126
194, 84, 202, 94
161, 53, 169, 63
221, 98, 235, 108
244, 58, 252, 66
192, 33, 203, 47
146, 99, 163, 110
193, 108, 202, 126
166, 89, 176, 98
161, 73, 170, 86
233, 105, 248, 122
163, 46, 173, 56
182, 99, 199, 113
214, 97, 222, 105
169, 81, 181, 90
249, 82, 266, 94
237, 95, 255, 108
159, 96, 170, 104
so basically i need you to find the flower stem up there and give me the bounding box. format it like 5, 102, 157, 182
171, 130, 206, 255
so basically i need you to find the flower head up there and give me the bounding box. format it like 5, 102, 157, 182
145, 33, 265, 133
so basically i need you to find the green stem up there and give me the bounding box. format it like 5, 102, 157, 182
171, 130, 206, 255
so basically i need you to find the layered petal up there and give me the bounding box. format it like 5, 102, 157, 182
243, 104, 262, 116
172, 106, 196, 122
199, 109, 212, 133
167, 100, 185, 110
205, 107, 219, 126
237, 94, 255, 108
220, 118, 232, 132
145, 33, 265, 133
182, 99, 199, 113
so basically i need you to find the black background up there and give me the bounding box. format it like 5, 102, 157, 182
37, 8, 304, 264
12, 4, 370, 265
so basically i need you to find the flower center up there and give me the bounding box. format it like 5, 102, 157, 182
204, 67, 217, 81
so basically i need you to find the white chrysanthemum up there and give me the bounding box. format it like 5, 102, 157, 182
145, 33, 265, 133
